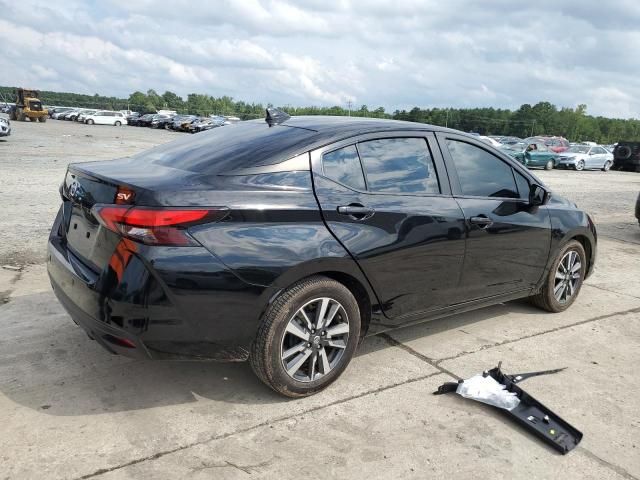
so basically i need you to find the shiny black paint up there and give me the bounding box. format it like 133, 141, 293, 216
47, 116, 597, 363
436, 132, 552, 300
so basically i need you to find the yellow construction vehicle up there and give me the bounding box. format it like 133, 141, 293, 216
10, 88, 48, 122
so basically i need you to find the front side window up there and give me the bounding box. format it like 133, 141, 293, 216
445, 139, 519, 198
357, 138, 440, 194
322, 145, 366, 190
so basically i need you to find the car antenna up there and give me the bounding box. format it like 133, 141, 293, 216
265, 107, 290, 127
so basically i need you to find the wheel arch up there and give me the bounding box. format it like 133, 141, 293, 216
265, 260, 378, 337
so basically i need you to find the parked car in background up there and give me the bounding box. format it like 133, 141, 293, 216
168, 115, 197, 131
126, 113, 142, 125
495, 136, 523, 145
136, 114, 156, 127
49, 107, 73, 118
556, 145, 613, 171
84, 111, 127, 126
188, 117, 219, 133
525, 136, 570, 153
76, 110, 98, 123
67, 109, 86, 121
501, 141, 558, 169
613, 142, 640, 172
0, 117, 11, 137
150, 114, 174, 129
47, 113, 596, 397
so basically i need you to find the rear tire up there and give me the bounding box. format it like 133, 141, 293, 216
529, 240, 586, 313
250, 276, 361, 397
39, 116, 46, 123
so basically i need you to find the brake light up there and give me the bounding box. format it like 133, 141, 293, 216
91, 205, 228, 246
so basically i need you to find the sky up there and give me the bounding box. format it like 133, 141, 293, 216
1, 0, 639, 118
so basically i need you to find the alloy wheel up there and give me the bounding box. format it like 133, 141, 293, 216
575, 160, 585, 171
603, 161, 612, 171
553, 250, 582, 304
280, 297, 350, 382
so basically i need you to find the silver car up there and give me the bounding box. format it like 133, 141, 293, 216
556, 145, 613, 171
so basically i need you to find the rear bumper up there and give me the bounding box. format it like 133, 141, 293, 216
47, 225, 273, 361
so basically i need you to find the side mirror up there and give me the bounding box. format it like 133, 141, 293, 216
529, 184, 550, 206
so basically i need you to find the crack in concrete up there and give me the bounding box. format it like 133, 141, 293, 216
76, 371, 444, 479
586, 283, 640, 300
577, 446, 639, 480
379, 333, 461, 380
433, 305, 640, 365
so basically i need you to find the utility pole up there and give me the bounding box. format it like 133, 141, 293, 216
347, 100, 352, 117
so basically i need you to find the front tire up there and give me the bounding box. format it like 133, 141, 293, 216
575, 160, 585, 171
250, 276, 361, 397
529, 240, 586, 312
87, 119, 94, 125
114, 121, 121, 126
544, 160, 554, 170
602, 160, 612, 171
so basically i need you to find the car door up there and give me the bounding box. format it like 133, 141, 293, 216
591, 146, 606, 168
93, 112, 105, 125
436, 133, 551, 302
311, 132, 467, 322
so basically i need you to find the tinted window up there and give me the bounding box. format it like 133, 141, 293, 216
137, 121, 317, 174
446, 140, 518, 198
593, 147, 606, 154
357, 138, 439, 194
322, 145, 366, 190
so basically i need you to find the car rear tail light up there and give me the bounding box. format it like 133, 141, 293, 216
91, 205, 228, 246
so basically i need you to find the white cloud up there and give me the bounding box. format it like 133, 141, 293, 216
0, 0, 638, 117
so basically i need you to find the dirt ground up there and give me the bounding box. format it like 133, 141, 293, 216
0, 117, 639, 479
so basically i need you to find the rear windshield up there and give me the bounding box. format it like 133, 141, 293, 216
133, 120, 317, 174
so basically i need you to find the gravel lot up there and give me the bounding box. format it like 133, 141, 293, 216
1, 118, 639, 479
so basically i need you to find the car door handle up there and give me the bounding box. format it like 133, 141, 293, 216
337, 204, 375, 220
469, 215, 493, 228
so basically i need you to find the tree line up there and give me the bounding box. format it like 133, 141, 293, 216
1, 85, 638, 143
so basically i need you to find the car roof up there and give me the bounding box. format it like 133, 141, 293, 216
278, 115, 444, 137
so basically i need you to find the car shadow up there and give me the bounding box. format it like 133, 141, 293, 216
1, 291, 541, 416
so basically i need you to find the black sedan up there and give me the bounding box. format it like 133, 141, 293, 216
47, 111, 597, 397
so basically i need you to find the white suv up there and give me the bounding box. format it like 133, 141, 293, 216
84, 111, 127, 126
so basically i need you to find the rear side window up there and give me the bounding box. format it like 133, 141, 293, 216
322, 145, 366, 190
445, 139, 519, 198
358, 138, 440, 194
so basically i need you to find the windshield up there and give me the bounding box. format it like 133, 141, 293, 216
566, 146, 590, 154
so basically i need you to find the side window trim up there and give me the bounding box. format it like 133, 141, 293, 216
435, 132, 530, 202
312, 131, 452, 197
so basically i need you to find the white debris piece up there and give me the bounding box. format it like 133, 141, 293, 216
456, 374, 520, 411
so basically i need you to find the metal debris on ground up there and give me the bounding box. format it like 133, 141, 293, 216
434, 362, 582, 454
